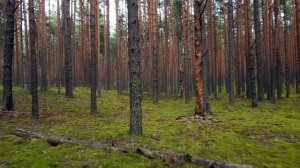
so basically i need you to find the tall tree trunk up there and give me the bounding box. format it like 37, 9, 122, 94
63, 0, 74, 98
274, 0, 282, 99
202, 0, 211, 113
23, 0, 30, 92
236, 0, 242, 97
105, 0, 111, 90
164, 0, 169, 96
296, 0, 300, 93
182, 0, 192, 103
245, 0, 257, 107
3, 0, 15, 111
150, 0, 159, 104
38, 0, 48, 91
244, 0, 250, 99
56, 0, 62, 94
283, 0, 290, 98
116, 0, 120, 94
227, 0, 234, 103
254, 0, 264, 101
208, 0, 216, 99
268, 0, 275, 103
15, 3, 20, 86
29, 0, 39, 120
90, 0, 98, 115
128, 0, 142, 135
194, 0, 205, 116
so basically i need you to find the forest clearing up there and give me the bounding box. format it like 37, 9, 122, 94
1, 0, 300, 167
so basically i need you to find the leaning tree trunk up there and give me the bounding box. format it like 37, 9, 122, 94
227, 0, 235, 104
194, 0, 205, 117
29, 0, 39, 120
128, 0, 143, 135
63, 0, 73, 98
90, 0, 98, 115
3, 0, 15, 111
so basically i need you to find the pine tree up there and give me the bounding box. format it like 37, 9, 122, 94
63, 0, 74, 98
227, 0, 234, 103
194, 0, 205, 116
3, 0, 15, 111
90, 0, 98, 115
29, 0, 39, 120
128, 0, 143, 135
254, 0, 264, 101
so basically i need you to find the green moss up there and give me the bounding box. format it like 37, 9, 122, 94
0, 87, 299, 167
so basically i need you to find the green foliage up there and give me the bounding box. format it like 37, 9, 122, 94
0, 87, 299, 167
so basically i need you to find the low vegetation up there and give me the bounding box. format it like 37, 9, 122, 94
0, 87, 299, 167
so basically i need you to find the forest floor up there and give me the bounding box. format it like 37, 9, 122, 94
0, 87, 299, 168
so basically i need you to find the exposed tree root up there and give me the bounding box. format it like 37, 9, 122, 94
12, 129, 253, 168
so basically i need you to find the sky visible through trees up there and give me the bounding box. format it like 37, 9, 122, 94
0, 0, 300, 167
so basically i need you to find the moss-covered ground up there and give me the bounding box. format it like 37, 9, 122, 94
0, 87, 299, 168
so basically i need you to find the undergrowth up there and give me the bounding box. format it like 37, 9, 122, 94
0, 87, 299, 167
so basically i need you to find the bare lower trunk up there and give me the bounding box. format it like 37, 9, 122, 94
3, 0, 15, 111
29, 0, 39, 120
128, 0, 142, 135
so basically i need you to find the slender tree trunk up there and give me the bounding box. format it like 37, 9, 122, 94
245, 0, 257, 107
254, 0, 264, 101
208, 0, 216, 99
29, 0, 39, 120
116, 0, 120, 94
105, 0, 111, 90
20, 3, 25, 88
3, 0, 15, 111
63, 0, 74, 98
227, 0, 234, 103
202, 1, 211, 113
274, 0, 282, 99
15, 3, 21, 86
90, 0, 98, 115
164, 0, 169, 96
56, 0, 62, 94
296, 0, 300, 93
283, 0, 290, 98
128, 0, 142, 135
23, 1, 30, 92
150, 0, 159, 104
38, 0, 48, 92
236, 0, 242, 98
182, 0, 192, 103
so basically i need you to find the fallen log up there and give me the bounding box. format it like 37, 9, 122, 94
137, 148, 253, 168
12, 129, 253, 168
12, 129, 131, 153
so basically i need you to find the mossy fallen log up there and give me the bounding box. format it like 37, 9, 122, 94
12, 129, 131, 153
137, 148, 253, 168
12, 129, 254, 168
